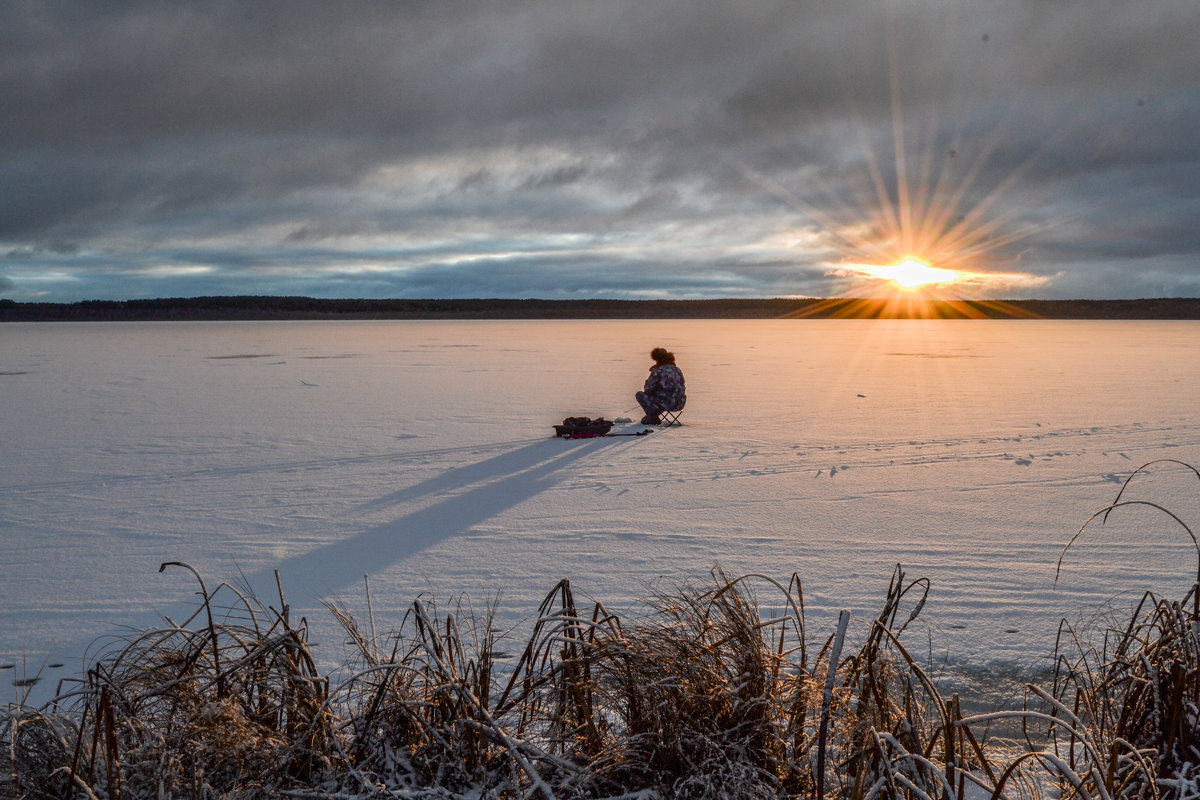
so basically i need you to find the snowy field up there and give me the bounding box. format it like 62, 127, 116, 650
3, 319, 1200, 705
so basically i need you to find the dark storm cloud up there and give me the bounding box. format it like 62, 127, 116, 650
2, 0, 1198, 301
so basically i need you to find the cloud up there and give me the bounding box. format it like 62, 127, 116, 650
2, 1, 1198, 301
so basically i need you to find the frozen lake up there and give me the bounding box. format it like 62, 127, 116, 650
3, 319, 1200, 701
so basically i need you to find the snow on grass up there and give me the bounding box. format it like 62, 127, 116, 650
5, 560, 1200, 798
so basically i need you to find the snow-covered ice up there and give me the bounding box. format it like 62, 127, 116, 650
3, 319, 1200, 703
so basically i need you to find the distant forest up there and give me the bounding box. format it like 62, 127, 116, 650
4, 296, 1200, 321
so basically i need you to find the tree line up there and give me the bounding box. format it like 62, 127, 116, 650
4, 295, 1200, 321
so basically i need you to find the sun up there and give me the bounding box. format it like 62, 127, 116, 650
868, 258, 960, 291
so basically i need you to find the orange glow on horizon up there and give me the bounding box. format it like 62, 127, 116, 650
780, 295, 1042, 320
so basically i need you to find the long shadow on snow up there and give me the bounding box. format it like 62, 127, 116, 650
244, 438, 609, 601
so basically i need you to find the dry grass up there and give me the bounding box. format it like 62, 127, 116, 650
4, 462, 1200, 799
3, 563, 333, 800
0, 565, 1013, 800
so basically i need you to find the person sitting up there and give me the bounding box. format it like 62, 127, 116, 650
636, 347, 686, 425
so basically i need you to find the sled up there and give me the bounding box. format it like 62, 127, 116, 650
554, 417, 614, 438
553, 416, 656, 439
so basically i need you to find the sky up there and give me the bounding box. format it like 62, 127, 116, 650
2, 1, 1198, 303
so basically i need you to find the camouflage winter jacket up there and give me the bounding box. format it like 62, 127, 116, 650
643, 364, 686, 411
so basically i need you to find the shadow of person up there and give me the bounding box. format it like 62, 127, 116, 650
243, 438, 606, 602
353, 438, 556, 515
